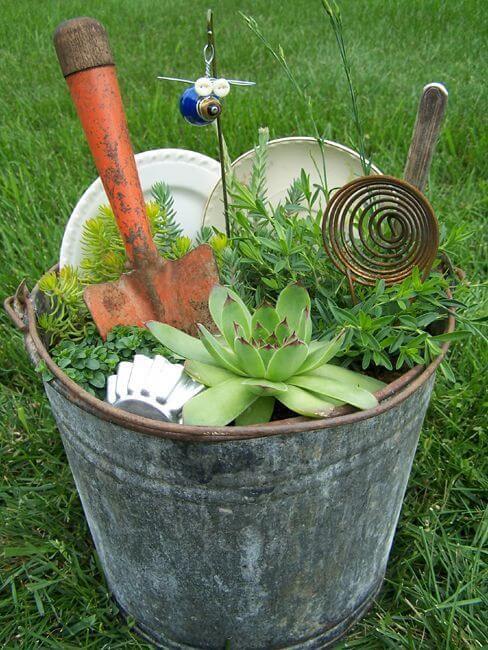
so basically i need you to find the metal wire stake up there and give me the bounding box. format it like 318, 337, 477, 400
207, 9, 230, 238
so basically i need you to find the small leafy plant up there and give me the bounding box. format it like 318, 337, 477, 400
216, 128, 473, 375
319, 269, 470, 373
79, 181, 229, 284
38, 326, 177, 397
147, 284, 385, 426
38, 182, 227, 346
219, 128, 335, 306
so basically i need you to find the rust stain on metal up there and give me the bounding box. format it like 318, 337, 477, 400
62, 64, 219, 338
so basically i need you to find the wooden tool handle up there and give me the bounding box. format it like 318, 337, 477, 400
53, 17, 158, 268
404, 83, 448, 192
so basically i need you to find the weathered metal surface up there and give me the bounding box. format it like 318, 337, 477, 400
5, 279, 450, 644
322, 175, 439, 287
44, 374, 434, 649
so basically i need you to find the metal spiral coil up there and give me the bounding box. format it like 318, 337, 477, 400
322, 175, 439, 286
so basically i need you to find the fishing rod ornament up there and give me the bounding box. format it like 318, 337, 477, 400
157, 44, 255, 125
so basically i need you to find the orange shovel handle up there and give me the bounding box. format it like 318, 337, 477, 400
54, 18, 158, 269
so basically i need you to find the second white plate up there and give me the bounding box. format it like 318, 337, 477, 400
59, 148, 221, 269
203, 137, 382, 231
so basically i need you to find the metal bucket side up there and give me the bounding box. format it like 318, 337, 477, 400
43, 372, 435, 649
5, 280, 452, 646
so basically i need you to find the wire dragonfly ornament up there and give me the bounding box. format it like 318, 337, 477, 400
157, 43, 255, 126
157, 10, 255, 237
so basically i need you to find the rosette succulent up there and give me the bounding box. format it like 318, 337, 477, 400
147, 284, 385, 426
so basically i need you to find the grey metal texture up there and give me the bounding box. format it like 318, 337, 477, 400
44, 373, 435, 649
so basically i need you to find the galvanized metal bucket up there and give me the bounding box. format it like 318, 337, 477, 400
5, 282, 454, 649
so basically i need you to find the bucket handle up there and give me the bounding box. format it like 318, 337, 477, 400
4, 280, 29, 332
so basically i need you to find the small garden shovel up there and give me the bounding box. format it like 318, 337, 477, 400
54, 17, 219, 339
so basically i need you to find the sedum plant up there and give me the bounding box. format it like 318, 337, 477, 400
147, 284, 385, 427
38, 266, 90, 344
80, 182, 191, 284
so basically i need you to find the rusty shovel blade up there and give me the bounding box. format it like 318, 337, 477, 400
84, 244, 219, 339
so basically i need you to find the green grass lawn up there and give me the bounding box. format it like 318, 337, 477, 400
1, 0, 486, 647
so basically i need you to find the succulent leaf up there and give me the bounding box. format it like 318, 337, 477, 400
208, 285, 229, 332
309, 364, 386, 393
288, 374, 378, 410
274, 318, 290, 345
150, 282, 384, 425
296, 330, 345, 374
235, 396, 275, 425
184, 359, 237, 386
183, 379, 259, 426
242, 378, 288, 395
197, 325, 244, 375
258, 343, 276, 368
296, 306, 313, 344
265, 340, 308, 381
221, 296, 252, 346
276, 385, 337, 418
234, 338, 266, 377
146, 321, 213, 364
276, 283, 310, 331
251, 305, 280, 337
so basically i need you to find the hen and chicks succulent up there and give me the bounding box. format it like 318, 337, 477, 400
148, 284, 384, 426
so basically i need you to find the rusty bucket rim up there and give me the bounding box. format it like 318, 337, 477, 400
5, 276, 455, 443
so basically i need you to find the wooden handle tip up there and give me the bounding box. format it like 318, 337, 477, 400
53, 17, 113, 77
423, 82, 449, 98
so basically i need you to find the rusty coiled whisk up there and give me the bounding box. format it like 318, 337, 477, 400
322, 175, 439, 289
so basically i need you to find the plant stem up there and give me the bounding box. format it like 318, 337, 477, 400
321, 0, 371, 174
241, 12, 330, 199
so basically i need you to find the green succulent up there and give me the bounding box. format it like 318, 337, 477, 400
147, 284, 385, 426
38, 266, 90, 344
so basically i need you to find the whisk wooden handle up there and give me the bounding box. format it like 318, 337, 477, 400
404, 83, 448, 192
53, 18, 158, 269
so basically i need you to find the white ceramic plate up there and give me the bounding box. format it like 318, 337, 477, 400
203, 137, 382, 231
59, 148, 221, 269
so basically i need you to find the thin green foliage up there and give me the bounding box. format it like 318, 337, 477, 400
80, 182, 187, 283
322, 269, 472, 372
242, 3, 373, 188
79, 203, 128, 283
321, 0, 371, 173
38, 182, 228, 347
221, 162, 333, 305
241, 15, 320, 139
221, 131, 479, 373
249, 127, 269, 201
150, 181, 184, 258
241, 13, 330, 196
